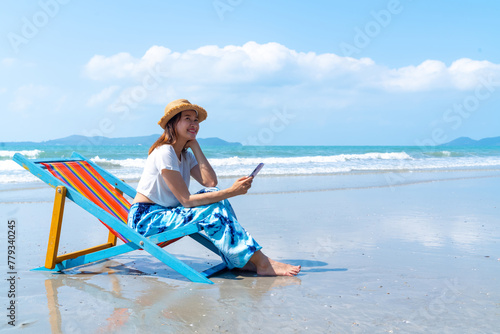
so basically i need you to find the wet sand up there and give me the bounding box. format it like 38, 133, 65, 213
1, 173, 499, 333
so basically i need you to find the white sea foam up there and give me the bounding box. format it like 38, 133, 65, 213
2, 150, 500, 184
0, 149, 43, 158
209, 152, 413, 167
0, 160, 25, 171
0, 174, 39, 183
3, 152, 413, 172
91, 156, 147, 168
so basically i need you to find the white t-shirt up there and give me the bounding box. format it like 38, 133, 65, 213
136, 145, 198, 207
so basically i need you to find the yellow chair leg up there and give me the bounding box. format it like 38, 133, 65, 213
44, 185, 125, 270
106, 187, 123, 247
45, 186, 66, 269
107, 230, 117, 246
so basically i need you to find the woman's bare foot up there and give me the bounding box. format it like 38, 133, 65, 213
256, 258, 301, 276
247, 250, 301, 277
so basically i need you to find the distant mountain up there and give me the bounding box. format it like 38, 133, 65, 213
2, 135, 242, 147
441, 136, 500, 146
198, 137, 242, 146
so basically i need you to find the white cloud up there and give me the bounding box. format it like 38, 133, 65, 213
379, 60, 450, 91
8, 84, 68, 117
81, 41, 500, 136
84, 52, 141, 80
84, 42, 378, 86
1, 58, 17, 67
380, 58, 500, 91
9, 84, 51, 111
448, 58, 500, 90
1, 58, 36, 68
84, 42, 500, 94
86, 85, 120, 107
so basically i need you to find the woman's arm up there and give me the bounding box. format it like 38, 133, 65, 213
186, 140, 218, 187
161, 169, 252, 208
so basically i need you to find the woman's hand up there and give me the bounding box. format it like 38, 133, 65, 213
184, 139, 199, 150
229, 176, 253, 196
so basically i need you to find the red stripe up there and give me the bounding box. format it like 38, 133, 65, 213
42, 161, 130, 243
64, 162, 122, 220
70, 162, 128, 221
80, 161, 131, 213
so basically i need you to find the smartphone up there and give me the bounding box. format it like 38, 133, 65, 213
249, 163, 264, 178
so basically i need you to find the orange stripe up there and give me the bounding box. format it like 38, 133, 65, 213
57, 163, 130, 243
81, 161, 131, 210
53, 163, 107, 213
69, 162, 126, 221
79, 162, 130, 216
43, 162, 130, 243
46, 163, 81, 193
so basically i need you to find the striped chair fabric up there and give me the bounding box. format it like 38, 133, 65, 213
41, 160, 131, 243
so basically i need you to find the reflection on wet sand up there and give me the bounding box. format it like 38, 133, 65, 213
43, 259, 305, 332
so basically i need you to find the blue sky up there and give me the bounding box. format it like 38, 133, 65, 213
1, 0, 499, 145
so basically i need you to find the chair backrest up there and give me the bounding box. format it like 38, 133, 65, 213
40, 160, 131, 243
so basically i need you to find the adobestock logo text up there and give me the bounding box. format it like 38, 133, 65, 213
7, 0, 71, 54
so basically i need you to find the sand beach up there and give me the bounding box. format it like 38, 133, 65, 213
1, 169, 499, 333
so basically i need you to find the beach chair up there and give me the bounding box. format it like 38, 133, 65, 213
13, 152, 227, 284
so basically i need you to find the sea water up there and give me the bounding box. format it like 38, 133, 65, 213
2, 143, 500, 187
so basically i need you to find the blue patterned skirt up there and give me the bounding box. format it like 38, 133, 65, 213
127, 188, 262, 269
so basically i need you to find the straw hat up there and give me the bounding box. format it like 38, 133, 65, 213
158, 99, 207, 129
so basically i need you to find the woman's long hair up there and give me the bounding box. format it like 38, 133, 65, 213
148, 113, 183, 155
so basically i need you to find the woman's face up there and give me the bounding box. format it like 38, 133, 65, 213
175, 110, 199, 141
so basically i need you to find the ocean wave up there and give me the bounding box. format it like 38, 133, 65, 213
2, 151, 500, 184
423, 150, 464, 158
0, 169, 39, 183
91, 156, 147, 168
0, 149, 43, 159
209, 152, 413, 167
88, 152, 413, 169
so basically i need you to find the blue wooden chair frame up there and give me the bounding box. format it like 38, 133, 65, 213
13, 152, 227, 284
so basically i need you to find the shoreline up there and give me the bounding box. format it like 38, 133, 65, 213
2, 168, 499, 201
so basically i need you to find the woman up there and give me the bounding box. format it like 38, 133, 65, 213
128, 99, 301, 276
